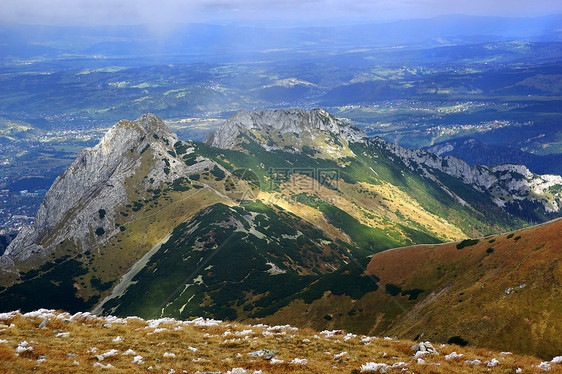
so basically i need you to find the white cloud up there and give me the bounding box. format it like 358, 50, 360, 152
1, 0, 561, 26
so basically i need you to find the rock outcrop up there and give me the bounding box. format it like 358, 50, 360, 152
375, 138, 562, 214
0, 114, 194, 271
205, 108, 366, 149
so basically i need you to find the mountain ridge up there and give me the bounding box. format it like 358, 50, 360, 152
0, 109, 561, 345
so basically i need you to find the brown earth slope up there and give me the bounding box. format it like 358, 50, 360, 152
261, 219, 561, 361
366, 218, 562, 359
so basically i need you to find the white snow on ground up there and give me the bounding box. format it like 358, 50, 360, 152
486, 358, 501, 367
93, 362, 114, 369
537, 361, 552, 371
291, 358, 308, 365
101, 349, 119, 358
361, 361, 407, 372
334, 351, 347, 359
552, 356, 562, 364
235, 329, 254, 336
466, 359, 482, 365
445, 352, 464, 360
163, 352, 176, 358
226, 369, 247, 374
132, 355, 144, 364
267, 325, 298, 332
122, 349, 136, 355
16, 341, 33, 353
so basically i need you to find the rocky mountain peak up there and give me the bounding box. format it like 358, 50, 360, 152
0, 113, 183, 270
205, 108, 366, 149
100, 113, 175, 154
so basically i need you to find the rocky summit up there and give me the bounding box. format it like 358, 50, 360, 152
205, 108, 366, 149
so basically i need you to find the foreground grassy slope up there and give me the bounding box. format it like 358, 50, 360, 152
1, 309, 560, 373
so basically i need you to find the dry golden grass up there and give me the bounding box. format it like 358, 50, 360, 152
0, 309, 559, 373
365, 218, 562, 359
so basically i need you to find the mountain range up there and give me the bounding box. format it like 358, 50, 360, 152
426, 137, 562, 175
3, 15, 562, 63
0, 109, 561, 357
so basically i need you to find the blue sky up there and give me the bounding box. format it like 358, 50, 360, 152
2, 0, 562, 26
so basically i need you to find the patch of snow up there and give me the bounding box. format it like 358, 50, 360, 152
320, 329, 342, 338
361, 362, 407, 372
101, 349, 119, 358
537, 361, 552, 371
149, 328, 168, 334
486, 358, 500, 367
414, 351, 429, 358
16, 341, 33, 353
465, 359, 482, 365
122, 349, 136, 355
163, 352, 176, 358
270, 358, 284, 364
235, 329, 254, 336
445, 352, 464, 360
552, 356, 562, 364
334, 352, 347, 359
112, 336, 122, 342
291, 358, 308, 365
188, 346, 198, 352
185, 317, 221, 327
226, 369, 247, 374
267, 324, 298, 332
132, 355, 144, 364
92, 362, 114, 369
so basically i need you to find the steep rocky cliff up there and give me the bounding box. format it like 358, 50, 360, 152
205, 108, 366, 154
0, 114, 223, 277
377, 138, 562, 215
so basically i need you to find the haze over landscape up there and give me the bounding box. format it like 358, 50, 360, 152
0, 1, 561, 373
